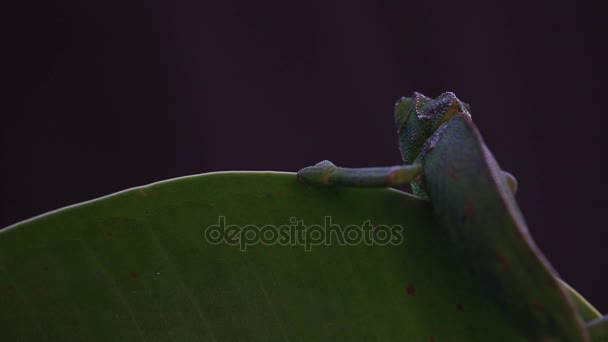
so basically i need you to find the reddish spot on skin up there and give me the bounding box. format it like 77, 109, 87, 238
532, 300, 545, 312
448, 165, 459, 180
496, 253, 511, 272
406, 283, 416, 295
130, 272, 137, 279
464, 200, 475, 218
106, 232, 113, 237
275, 191, 283, 197
239, 213, 247, 219
429, 336, 435, 342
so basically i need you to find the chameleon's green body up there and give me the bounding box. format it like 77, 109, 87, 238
394, 92, 471, 197
298, 92, 604, 341
396, 93, 587, 340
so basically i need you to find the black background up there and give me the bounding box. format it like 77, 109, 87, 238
5, 0, 607, 312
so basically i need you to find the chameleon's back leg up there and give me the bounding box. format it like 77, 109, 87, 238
297, 160, 423, 187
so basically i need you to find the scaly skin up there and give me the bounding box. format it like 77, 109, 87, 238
394, 92, 471, 197
401, 93, 587, 341
298, 91, 595, 341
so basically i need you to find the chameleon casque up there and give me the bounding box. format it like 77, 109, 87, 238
298, 92, 606, 341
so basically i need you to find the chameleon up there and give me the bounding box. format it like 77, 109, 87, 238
298, 92, 606, 341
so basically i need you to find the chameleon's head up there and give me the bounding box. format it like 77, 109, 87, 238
394, 91, 471, 164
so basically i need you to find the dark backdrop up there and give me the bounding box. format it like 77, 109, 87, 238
5, 0, 607, 311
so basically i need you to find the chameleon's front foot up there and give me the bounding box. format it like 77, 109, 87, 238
297, 160, 337, 185
297, 160, 423, 187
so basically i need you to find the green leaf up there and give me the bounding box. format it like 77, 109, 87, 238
0, 172, 596, 340
560, 279, 602, 323
588, 316, 608, 341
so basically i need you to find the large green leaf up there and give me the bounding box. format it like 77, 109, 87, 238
0, 172, 597, 340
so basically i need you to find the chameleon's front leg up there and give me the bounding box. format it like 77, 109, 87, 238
297, 160, 517, 196
297, 160, 423, 187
